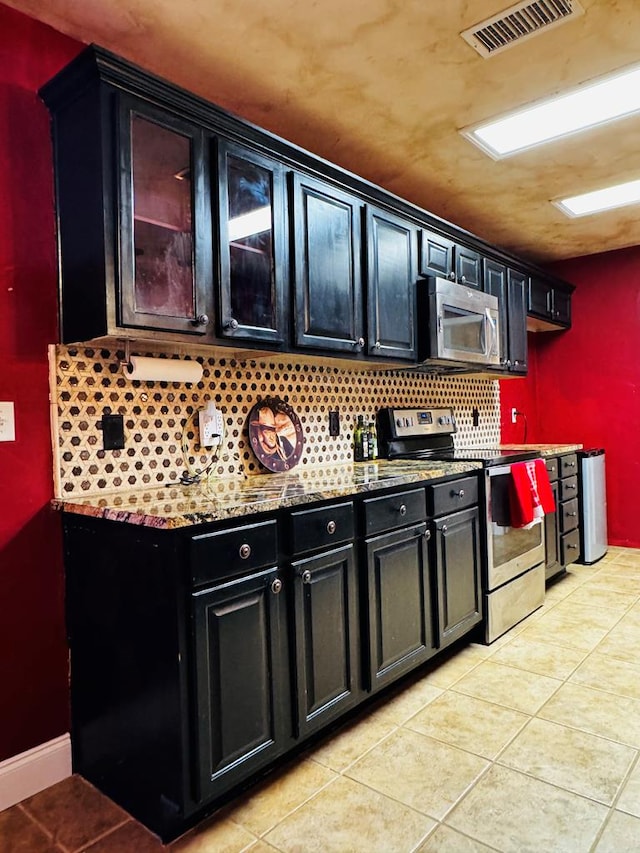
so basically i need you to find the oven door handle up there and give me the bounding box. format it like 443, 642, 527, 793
484, 308, 496, 358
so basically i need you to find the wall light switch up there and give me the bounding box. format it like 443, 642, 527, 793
0, 402, 16, 442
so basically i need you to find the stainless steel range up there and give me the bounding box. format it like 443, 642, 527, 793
377, 407, 547, 643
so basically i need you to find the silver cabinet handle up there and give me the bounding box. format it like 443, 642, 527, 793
454, 489, 465, 498
374, 341, 381, 349
239, 543, 251, 559
424, 529, 431, 540
448, 271, 456, 281
568, 511, 577, 517
225, 318, 239, 331
271, 578, 283, 594
354, 337, 365, 348
399, 504, 407, 516
326, 520, 336, 534
566, 483, 577, 490
460, 275, 467, 284
441, 524, 448, 533
192, 313, 209, 327
302, 570, 312, 584
568, 543, 578, 550
567, 461, 576, 468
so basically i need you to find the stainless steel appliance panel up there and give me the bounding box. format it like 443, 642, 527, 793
578, 449, 608, 564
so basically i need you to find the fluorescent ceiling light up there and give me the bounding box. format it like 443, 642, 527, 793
462, 63, 640, 158
554, 178, 640, 218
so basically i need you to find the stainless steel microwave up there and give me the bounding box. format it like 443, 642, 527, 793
418, 276, 500, 368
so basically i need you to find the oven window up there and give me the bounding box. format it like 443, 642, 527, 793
489, 471, 543, 569
442, 307, 484, 354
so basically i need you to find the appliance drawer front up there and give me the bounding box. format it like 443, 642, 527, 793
190, 519, 278, 585
485, 564, 545, 644
545, 456, 558, 482
559, 454, 578, 477
559, 475, 578, 501
363, 487, 426, 536
559, 498, 579, 533
427, 476, 478, 517
290, 501, 354, 555
561, 527, 581, 565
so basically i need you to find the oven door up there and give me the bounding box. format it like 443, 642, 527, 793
485, 464, 546, 590
433, 279, 500, 366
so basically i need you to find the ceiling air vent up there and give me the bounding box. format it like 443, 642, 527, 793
461, 0, 584, 59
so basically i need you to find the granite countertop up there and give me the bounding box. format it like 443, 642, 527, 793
52, 459, 482, 529
499, 443, 583, 456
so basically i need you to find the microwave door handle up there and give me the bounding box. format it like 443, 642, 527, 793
484, 308, 495, 357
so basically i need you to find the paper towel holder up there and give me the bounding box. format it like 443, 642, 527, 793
119, 341, 204, 384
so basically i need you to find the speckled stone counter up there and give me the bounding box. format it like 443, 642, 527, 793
52, 459, 482, 529
499, 443, 582, 457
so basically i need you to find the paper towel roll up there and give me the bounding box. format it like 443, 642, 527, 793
124, 356, 203, 383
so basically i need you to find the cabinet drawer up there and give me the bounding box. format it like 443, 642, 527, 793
426, 476, 478, 517
559, 475, 578, 501
545, 456, 558, 482
561, 527, 581, 566
559, 454, 578, 477
363, 488, 426, 537
560, 498, 579, 534
190, 519, 278, 585
290, 501, 354, 555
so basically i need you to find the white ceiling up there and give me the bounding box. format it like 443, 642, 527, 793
7, 0, 640, 263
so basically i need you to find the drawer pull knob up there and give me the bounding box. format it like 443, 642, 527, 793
225, 318, 239, 331
399, 504, 407, 516
568, 543, 578, 549
568, 511, 577, 517
442, 524, 448, 533
302, 570, 312, 584
326, 520, 337, 534
271, 578, 283, 594
424, 529, 431, 541
567, 461, 576, 467
239, 543, 251, 559
192, 313, 210, 327
567, 484, 577, 490
454, 489, 465, 498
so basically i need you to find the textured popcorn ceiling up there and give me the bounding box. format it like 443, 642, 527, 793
50, 344, 500, 498
10, 0, 640, 262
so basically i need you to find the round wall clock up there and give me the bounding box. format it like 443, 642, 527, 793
248, 398, 304, 472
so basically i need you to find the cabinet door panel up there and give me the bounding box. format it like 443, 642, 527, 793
419, 229, 454, 278
366, 207, 417, 360
191, 567, 287, 801
292, 545, 359, 737
483, 259, 507, 368
434, 507, 482, 648
545, 480, 561, 581
456, 246, 482, 289
365, 524, 434, 691
507, 269, 528, 373
291, 173, 363, 352
218, 141, 286, 344
119, 97, 213, 335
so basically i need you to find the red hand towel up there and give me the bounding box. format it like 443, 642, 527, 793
509, 459, 555, 528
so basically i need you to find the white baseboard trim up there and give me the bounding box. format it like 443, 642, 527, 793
0, 734, 72, 812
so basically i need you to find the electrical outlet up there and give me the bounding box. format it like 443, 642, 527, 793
198, 402, 224, 447
0, 402, 15, 442
511, 407, 518, 424
329, 410, 340, 436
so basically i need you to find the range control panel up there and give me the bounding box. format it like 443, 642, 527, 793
383, 407, 456, 439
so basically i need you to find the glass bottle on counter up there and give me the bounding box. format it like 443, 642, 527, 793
368, 420, 378, 460
353, 415, 369, 462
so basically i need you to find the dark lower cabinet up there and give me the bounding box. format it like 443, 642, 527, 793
433, 506, 482, 648
544, 453, 581, 582
61, 472, 483, 842
544, 479, 561, 581
291, 544, 360, 737
191, 566, 289, 801
364, 523, 434, 691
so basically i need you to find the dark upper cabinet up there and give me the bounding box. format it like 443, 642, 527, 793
290, 172, 364, 354
528, 276, 572, 330
365, 206, 417, 361
119, 97, 214, 336
419, 229, 482, 289
217, 141, 287, 345
483, 258, 528, 374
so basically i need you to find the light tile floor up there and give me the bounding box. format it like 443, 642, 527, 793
3, 547, 640, 852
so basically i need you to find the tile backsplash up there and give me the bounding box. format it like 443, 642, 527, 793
50, 343, 502, 498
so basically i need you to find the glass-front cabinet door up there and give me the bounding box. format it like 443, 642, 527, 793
118, 97, 213, 335
217, 141, 286, 344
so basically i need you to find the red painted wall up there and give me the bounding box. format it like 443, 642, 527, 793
501, 247, 640, 548
0, 6, 82, 762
